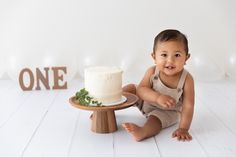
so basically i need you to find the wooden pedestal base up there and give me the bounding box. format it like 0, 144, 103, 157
69, 92, 138, 134
91, 111, 117, 133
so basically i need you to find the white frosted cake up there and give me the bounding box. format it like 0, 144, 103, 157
84, 66, 123, 105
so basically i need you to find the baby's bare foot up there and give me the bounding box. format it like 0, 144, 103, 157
122, 123, 146, 141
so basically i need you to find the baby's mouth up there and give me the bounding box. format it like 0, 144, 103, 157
165, 66, 175, 69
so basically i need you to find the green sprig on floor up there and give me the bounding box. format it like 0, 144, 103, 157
75, 88, 102, 106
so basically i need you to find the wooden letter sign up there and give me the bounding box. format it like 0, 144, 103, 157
19, 66, 67, 91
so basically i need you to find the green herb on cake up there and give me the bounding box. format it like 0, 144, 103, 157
75, 88, 102, 106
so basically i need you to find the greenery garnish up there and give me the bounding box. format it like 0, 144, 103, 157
75, 88, 102, 106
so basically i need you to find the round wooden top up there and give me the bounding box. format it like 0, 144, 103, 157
69, 92, 138, 111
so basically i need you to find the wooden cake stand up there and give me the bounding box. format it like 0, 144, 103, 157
69, 92, 138, 133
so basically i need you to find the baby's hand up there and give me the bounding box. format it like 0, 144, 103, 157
156, 94, 176, 108
172, 128, 192, 141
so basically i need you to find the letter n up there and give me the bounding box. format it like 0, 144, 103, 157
35, 67, 50, 90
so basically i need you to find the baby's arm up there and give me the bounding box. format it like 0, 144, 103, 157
137, 66, 176, 108
172, 73, 195, 141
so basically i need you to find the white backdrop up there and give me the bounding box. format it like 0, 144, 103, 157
0, 0, 236, 83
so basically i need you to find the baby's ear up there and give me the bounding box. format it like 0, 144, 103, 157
185, 54, 190, 65
186, 53, 190, 61
151, 53, 156, 64
151, 53, 155, 59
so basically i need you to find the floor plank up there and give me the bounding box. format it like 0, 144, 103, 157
0, 89, 58, 157
21, 85, 80, 157
0, 80, 236, 157
191, 97, 236, 157
0, 85, 31, 128
196, 82, 236, 135
114, 107, 161, 157
155, 124, 207, 157
68, 111, 114, 157
0, 80, 15, 91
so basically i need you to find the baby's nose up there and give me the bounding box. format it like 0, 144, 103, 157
167, 56, 174, 63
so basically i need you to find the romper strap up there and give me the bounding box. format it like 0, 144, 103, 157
152, 67, 159, 80
177, 69, 188, 90
149, 67, 159, 86
154, 67, 159, 76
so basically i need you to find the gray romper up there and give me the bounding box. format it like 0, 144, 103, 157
137, 68, 188, 128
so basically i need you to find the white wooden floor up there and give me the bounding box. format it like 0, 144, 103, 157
0, 79, 236, 157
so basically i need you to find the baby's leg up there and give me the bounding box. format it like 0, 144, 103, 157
122, 115, 162, 141
122, 84, 136, 94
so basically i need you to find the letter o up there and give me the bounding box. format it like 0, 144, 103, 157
19, 68, 34, 91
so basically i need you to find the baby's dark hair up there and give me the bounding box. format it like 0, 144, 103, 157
153, 29, 189, 54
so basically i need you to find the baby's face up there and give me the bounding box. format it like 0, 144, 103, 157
153, 40, 189, 76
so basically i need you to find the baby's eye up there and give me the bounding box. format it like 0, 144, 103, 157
161, 54, 167, 57
175, 54, 181, 57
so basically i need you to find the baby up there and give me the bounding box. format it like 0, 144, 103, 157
122, 29, 195, 142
